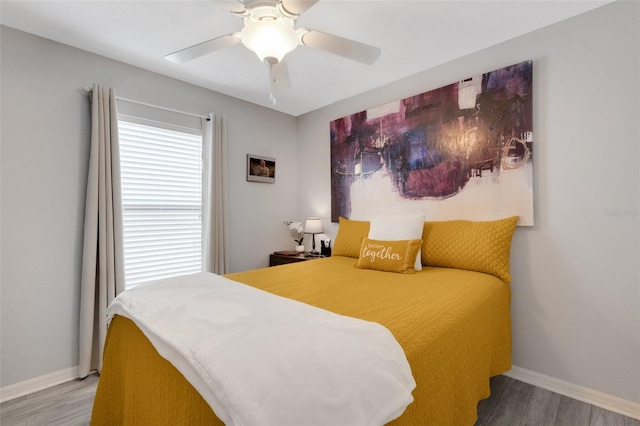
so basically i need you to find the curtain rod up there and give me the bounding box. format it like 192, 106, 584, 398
82, 86, 210, 120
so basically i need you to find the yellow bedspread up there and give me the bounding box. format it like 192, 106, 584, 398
92, 256, 511, 425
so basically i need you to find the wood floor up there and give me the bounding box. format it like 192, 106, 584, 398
1, 373, 638, 425
0, 374, 98, 426
476, 375, 639, 426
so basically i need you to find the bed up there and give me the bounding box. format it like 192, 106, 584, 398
91, 215, 518, 425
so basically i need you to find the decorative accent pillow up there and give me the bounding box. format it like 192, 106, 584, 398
421, 216, 519, 283
369, 213, 425, 271
332, 217, 370, 258
355, 238, 422, 274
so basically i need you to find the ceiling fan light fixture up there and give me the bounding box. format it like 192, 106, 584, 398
240, 18, 298, 63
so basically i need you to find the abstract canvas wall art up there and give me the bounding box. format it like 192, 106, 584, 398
330, 60, 533, 225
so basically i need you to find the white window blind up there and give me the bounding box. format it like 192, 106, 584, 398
118, 119, 203, 288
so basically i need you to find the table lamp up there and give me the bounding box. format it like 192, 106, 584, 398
304, 217, 323, 255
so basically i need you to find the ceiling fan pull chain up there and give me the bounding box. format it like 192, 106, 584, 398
269, 90, 277, 108
266, 58, 277, 108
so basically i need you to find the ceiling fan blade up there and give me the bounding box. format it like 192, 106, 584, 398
280, 0, 319, 16
165, 34, 241, 63
298, 29, 381, 65
217, 1, 248, 14
272, 59, 291, 90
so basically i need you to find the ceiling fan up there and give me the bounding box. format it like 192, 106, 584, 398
164, 0, 381, 105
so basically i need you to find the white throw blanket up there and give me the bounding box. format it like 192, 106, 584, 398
106, 272, 415, 425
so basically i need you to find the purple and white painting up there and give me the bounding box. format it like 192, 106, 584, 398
330, 60, 533, 225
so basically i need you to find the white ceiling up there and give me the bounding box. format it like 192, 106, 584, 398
0, 0, 612, 116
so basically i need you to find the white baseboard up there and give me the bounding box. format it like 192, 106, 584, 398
505, 366, 640, 420
0, 366, 79, 403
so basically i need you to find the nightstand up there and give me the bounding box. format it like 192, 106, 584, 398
269, 252, 322, 267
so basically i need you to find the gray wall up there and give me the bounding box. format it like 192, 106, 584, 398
1, 0, 639, 407
0, 26, 298, 387
297, 1, 639, 403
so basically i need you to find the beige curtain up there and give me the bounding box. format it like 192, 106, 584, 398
203, 113, 229, 274
78, 84, 125, 377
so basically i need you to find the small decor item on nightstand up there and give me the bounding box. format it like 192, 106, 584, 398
321, 239, 332, 257
283, 220, 304, 250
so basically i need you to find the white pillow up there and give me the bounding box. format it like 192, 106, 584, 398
368, 213, 425, 271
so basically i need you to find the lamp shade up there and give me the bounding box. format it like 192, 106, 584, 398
240, 18, 298, 63
304, 217, 323, 234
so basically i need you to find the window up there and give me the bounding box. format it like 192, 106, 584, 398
118, 119, 203, 288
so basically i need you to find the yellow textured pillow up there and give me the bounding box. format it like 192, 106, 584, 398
355, 238, 422, 274
421, 216, 518, 283
333, 217, 370, 258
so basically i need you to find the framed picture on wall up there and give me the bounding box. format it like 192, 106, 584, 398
246, 154, 276, 183
330, 60, 534, 225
